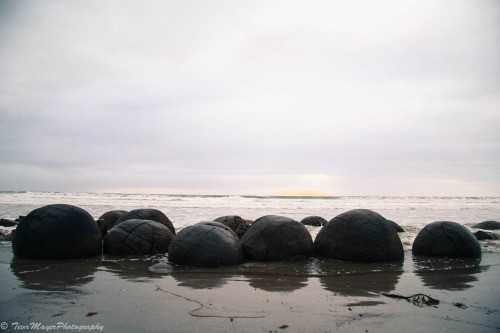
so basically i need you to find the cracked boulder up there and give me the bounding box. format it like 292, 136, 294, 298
103, 219, 174, 256
314, 209, 404, 262
12, 204, 102, 259
117, 208, 175, 235
412, 221, 481, 258
168, 221, 244, 267
96, 210, 128, 239
241, 215, 314, 261
301, 216, 327, 226
213, 215, 250, 239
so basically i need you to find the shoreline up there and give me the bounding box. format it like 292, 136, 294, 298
1, 243, 499, 332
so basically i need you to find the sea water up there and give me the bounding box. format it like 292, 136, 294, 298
1, 191, 499, 251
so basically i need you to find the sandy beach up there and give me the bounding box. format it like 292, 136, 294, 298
1, 241, 499, 333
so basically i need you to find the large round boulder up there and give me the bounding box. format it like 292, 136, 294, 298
117, 208, 175, 235
241, 215, 313, 261
412, 221, 481, 259
213, 215, 250, 239
103, 219, 174, 256
314, 209, 404, 262
97, 210, 128, 239
168, 221, 244, 267
300, 216, 327, 226
12, 204, 102, 259
472, 221, 500, 230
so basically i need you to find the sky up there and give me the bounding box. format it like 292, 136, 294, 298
0, 0, 499, 196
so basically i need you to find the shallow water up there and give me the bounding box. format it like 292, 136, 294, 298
1, 243, 499, 332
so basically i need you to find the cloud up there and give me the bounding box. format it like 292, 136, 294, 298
0, 0, 499, 195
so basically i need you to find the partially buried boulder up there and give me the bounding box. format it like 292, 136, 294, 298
168, 221, 244, 267
103, 219, 174, 256
472, 221, 500, 230
301, 216, 327, 227
387, 220, 405, 233
96, 210, 128, 239
474, 230, 499, 241
117, 208, 175, 235
241, 215, 313, 261
12, 204, 102, 259
314, 209, 404, 262
412, 221, 481, 259
213, 215, 250, 238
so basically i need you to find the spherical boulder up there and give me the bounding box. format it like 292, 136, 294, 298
412, 221, 481, 258
103, 219, 174, 256
168, 221, 244, 267
117, 208, 175, 235
213, 215, 250, 238
241, 215, 313, 261
314, 209, 404, 262
300, 216, 327, 227
472, 221, 500, 230
97, 210, 128, 239
12, 204, 102, 259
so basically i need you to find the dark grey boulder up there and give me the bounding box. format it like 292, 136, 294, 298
213, 215, 250, 239
241, 215, 313, 261
97, 210, 128, 239
0, 218, 17, 227
314, 209, 404, 262
12, 204, 102, 259
474, 230, 499, 241
412, 221, 481, 259
168, 221, 244, 267
103, 219, 174, 256
117, 208, 175, 235
472, 221, 500, 230
300, 216, 327, 227
388, 220, 405, 233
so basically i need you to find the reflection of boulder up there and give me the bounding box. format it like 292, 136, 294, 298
248, 275, 308, 292
412, 221, 481, 259
170, 272, 230, 289
102, 255, 163, 282
413, 256, 482, 291
318, 259, 403, 297
11, 257, 98, 291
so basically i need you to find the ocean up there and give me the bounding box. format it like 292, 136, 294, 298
1, 191, 499, 252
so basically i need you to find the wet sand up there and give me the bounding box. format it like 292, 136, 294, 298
0, 242, 499, 332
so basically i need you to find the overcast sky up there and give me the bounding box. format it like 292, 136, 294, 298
0, 0, 499, 196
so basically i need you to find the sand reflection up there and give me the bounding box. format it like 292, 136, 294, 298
11, 257, 99, 292
318, 259, 403, 297
413, 256, 482, 291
